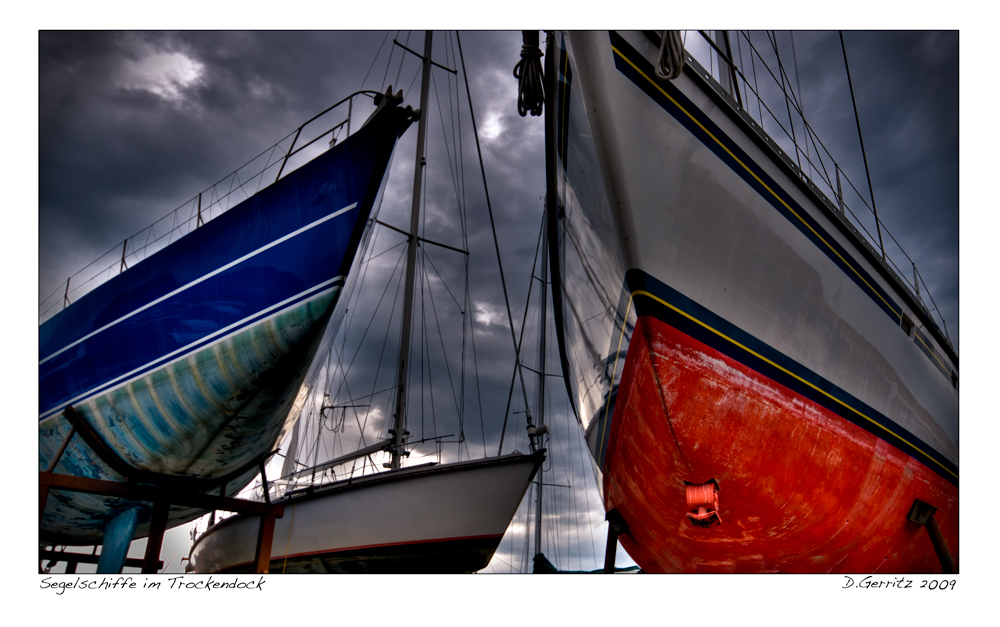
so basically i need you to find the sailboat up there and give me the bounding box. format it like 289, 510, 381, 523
540, 31, 958, 573
188, 31, 543, 574
39, 84, 414, 568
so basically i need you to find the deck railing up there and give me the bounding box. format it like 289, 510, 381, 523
39, 90, 384, 325
681, 31, 953, 350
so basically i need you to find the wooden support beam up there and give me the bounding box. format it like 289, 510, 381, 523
603, 522, 618, 574
61, 406, 135, 478
40, 483, 50, 523
603, 508, 629, 574
142, 500, 170, 574
40, 472, 283, 518
253, 514, 277, 574
60, 405, 274, 493
46, 424, 76, 473
40, 549, 161, 571
259, 460, 271, 506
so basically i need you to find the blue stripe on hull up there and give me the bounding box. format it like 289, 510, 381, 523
39, 122, 394, 416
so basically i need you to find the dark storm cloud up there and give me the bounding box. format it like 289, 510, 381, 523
836, 32, 958, 324
39, 31, 401, 301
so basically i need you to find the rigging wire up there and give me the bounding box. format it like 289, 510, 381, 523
839, 31, 886, 261
496, 209, 546, 455
332, 220, 388, 405
301, 30, 484, 474
564, 389, 584, 570
421, 249, 464, 310
419, 241, 426, 441
466, 271, 488, 457
322, 238, 410, 463
742, 33, 836, 194
767, 31, 801, 169
430, 48, 464, 214
745, 32, 764, 130
391, 31, 410, 91
451, 30, 474, 459
426, 255, 437, 443
456, 31, 536, 453
789, 31, 811, 179
329, 239, 409, 406
361, 31, 392, 91
405, 63, 423, 103
380, 31, 399, 91
422, 249, 465, 426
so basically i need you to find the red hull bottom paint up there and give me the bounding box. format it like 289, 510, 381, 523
604, 315, 958, 573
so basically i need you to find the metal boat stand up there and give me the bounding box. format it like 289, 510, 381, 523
40, 406, 285, 574
602, 509, 629, 573
908, 499, 957, 573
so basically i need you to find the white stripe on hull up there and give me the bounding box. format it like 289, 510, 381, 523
40, 202, 357, 366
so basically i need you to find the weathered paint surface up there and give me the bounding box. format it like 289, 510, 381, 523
39, 294, 332, 544
604, 315, 958, 573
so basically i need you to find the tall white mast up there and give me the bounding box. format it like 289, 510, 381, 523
389, 31, 434, 471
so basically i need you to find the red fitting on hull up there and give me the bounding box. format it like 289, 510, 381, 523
685, 481, 721, 527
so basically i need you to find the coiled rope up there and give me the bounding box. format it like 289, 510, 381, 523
655, 30, 686, 81
513, 30, 544, 117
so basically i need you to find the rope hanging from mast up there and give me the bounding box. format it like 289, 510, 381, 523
513, 30, 544, 117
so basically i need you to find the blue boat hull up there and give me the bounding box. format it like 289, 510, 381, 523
39, 102, 411, 544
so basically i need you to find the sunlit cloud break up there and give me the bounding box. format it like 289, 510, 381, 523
473, 301, 504, 327
480, 112, 504, 140
118, 52, 204, 101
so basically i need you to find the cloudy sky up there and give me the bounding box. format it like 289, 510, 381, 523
26, 21, 984, 620
36, 28, 617, 575
36, 29, 960, 343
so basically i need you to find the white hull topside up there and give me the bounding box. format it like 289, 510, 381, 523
189, 451, 543, 573
551, 31, 957, 473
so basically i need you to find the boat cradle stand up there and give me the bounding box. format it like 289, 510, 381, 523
908, 499, 957, 574
40, 406, 285, 574
602, 508, 630, 573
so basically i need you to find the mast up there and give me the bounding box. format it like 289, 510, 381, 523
533, 206, 549, 559
390, 31, 433, 471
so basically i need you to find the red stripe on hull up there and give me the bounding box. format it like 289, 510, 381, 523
604, 315, 957, 573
